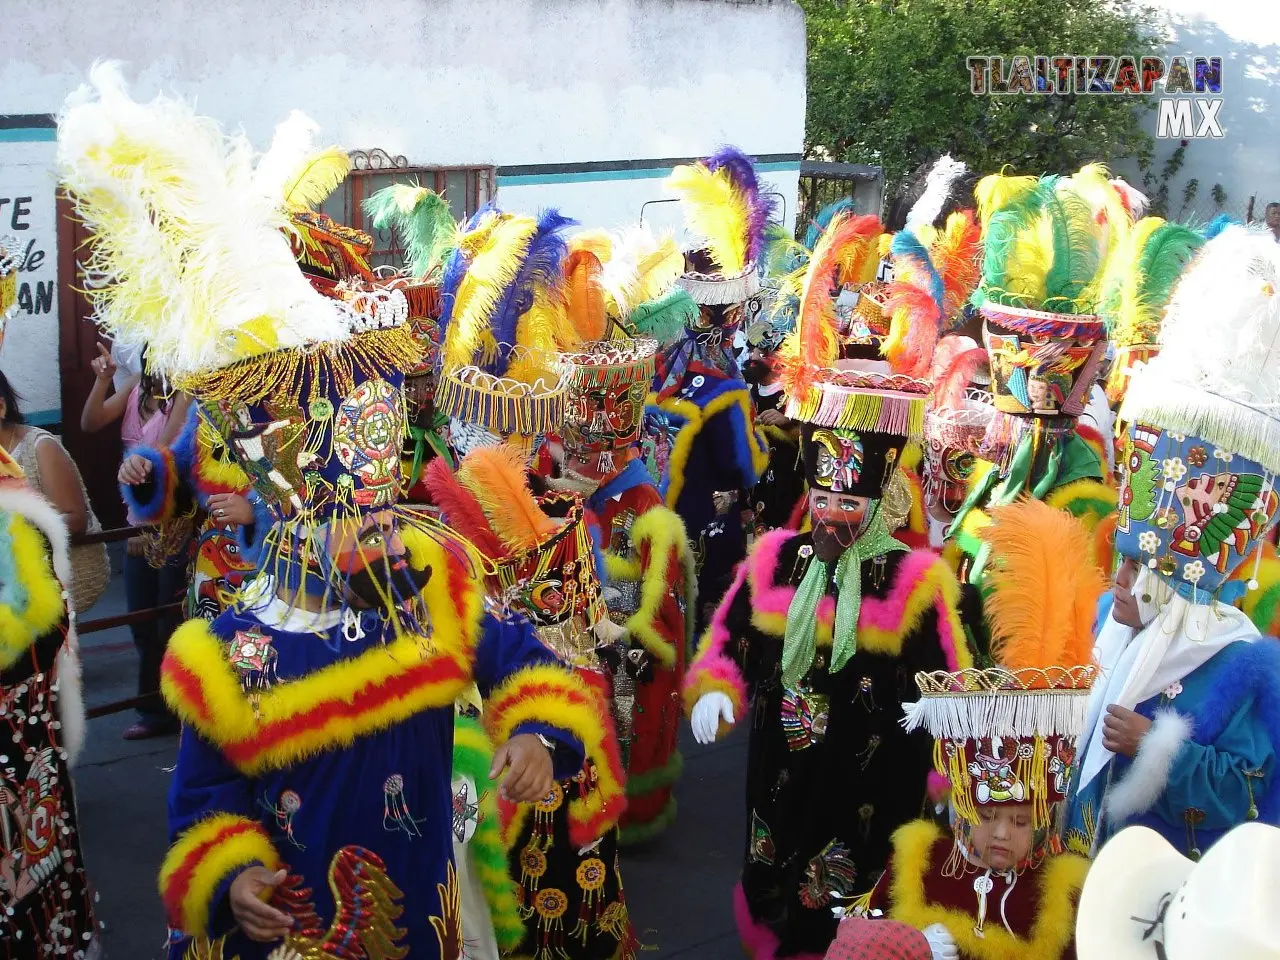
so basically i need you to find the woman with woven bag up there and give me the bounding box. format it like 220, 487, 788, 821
0, 371, 111, 616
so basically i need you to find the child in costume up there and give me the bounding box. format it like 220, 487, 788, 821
1067, 227, 1280, 860
850, 500, 1099, 960
59, 67, 615, 960
0, 442, 97, 958
684, 209, 974, 960
549, 230, 697, 846
948, 167, 1131, 589
647, 148, 771, 628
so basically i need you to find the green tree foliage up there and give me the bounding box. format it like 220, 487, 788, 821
800, 0, 1161, 189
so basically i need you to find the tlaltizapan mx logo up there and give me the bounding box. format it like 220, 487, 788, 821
966, 55, 1224, 139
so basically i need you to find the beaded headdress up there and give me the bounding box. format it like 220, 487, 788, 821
903, 499, 1104, 855
1115, 227, 1280, 603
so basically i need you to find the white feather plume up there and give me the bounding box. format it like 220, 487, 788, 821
1122, 225, 1280, 472
598, 224, 683, 316
1110, 178, 1149, 219
56, 62, 352, 382
251, 109, 322, 203
904, 155, 969, 234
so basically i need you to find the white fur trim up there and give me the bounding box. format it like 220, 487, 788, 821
0, 484, 72, 588
56, 643, 86, 768
1105, 710, 1193, 822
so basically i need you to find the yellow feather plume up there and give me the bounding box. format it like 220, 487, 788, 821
444, 215, 539, 370
1001, 216, 1053, 306
1100, 216, 1166, 344
975, 172, 1039, 234
980, 499, 1106, 676
458, 444, 561, 551
665, 163, 748, 274
282, 148, 352, 212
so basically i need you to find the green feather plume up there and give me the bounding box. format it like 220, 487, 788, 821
629, 288, 699, 344
363, 183, 458, 279
973, 175, 1056, 310
1040, 181, 1103, 312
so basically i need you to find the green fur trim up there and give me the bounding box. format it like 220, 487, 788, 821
625, 751, 684, 797
452, 715, 524, 950
618, 798, 678, 847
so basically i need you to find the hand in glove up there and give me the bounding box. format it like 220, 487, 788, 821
691, 691, 735, 744
922, 923, 959, 960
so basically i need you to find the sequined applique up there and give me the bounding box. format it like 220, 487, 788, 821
262, 789, 306, 850
450, 779, 483, 844
269, 845, 408, 958
532, 887, 571, 956
798, 841, 858, 910
572, 858, 609, 943
749, 811, 776, 865
226, 627, 278, 692
780, 687, 830, 751
429, 860, 463, 960
382, 774, 424, 838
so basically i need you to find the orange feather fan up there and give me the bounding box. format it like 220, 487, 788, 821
934, 210, 982, 316
423, 457, 508, 561
979, 499, 1106, 676
457, 444, 561, 552
562, 248, 607, 345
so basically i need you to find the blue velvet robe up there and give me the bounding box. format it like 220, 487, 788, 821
165, 606, 583, 960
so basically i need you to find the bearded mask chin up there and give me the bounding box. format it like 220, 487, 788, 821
346, 559, 432, 610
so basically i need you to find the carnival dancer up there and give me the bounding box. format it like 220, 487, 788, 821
947, 166, 1130, 589
59, 65, 617, 960
648, 148, 771, 628
1076, 822, 1280, 960
848, 500, 1099, 960
547, 229, 697, 846
0, 443, 97, 958
1066, 226, 1280, 860
684, 209, 973, 960
429, 208, 635, 959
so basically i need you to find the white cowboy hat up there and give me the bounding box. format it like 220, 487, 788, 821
1076, 822, 1280, 960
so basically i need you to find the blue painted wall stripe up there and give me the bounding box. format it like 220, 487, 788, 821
0, 128, 57, 143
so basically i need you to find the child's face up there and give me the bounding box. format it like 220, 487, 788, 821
970, 804, 1034, 871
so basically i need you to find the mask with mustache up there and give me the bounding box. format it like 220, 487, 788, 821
346, 556, 432, 609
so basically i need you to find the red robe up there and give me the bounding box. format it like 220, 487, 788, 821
588, 473, 694, 844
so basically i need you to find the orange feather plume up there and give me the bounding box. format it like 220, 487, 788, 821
457, 444, 561, 552
980, 499, 1106, 674
423, 457, 508, 560
562, 248, 607, 345
934, 210, 982, 317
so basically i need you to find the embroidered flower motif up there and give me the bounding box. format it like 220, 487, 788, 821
1138, 531, 1161, 554
1182, 560, 1206, 584
1163, 681, 1183, 700
1169, 431, 1186, 442
1187, 446, 1208, 468
1158, 555, 1178, 577
1213, 447, 1234, 463
1162, 457, 1188, 482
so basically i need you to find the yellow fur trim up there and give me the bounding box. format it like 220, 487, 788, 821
0, 512, 66, 669
160, 537, 482, 775
887, 819, 1088, 960
656, 389, 768, 510
195, 417, 250, 492
159, 813, 280, 937
607, 506, 693, 669
484, 664, 626, 836
1045, 478, 1118, 527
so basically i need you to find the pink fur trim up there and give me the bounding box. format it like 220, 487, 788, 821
693, 557, 751, 669
685, 558, 751, 713
749, 529, 798, 619
858, 550, 939, 630
733, 883, 826, 960
927, 770, 951, 803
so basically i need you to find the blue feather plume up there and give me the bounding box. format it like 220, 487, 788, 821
804, 198, 856, 250
890, 229, 945, 312
1201, 213, 1236, 241
487, 207, 576, 374
439, 201, 500, 350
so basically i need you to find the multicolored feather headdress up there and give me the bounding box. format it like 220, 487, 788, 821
435, 204, 575, 444
0, 235, 19, 344
903, 499, 1104, 845
1114, 227, 1280, 603
1096, 216, 1203, 404
666, 146, 777, 306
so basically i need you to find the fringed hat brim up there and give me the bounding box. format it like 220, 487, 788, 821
677, 267, 760, 306
437, 363, 568, 437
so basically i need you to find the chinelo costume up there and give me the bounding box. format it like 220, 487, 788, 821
948, 167, 1130, 590
425, 210, 635, 959
548, 228, 697, 846
427, 446, 634, 960
0, 418, 97, 955
851, 500, 1100, 960
1066, 226, 1280, 860
647, 148, 771, 627
58, 65, 614, 960
683, 209, 974, 960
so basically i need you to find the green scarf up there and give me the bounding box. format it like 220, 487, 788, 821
781, 516, 907, 689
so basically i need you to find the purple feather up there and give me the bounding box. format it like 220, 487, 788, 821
439, 201, 501, 352
486, 207, 576, 375
705, 145, 778, 266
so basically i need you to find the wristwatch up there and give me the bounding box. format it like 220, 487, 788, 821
535, 733, 556, 755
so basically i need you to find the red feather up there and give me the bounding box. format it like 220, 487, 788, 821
423, 457, 508, 560
884, 277, 942, 378
931, 341, 988, 410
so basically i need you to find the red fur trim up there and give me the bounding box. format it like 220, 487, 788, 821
733, 883, 826, 960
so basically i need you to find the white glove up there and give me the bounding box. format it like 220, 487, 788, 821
922, 923, 958, 960
691, 692, 735, 744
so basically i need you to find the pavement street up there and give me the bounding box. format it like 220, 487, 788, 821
72, 557, 749, 959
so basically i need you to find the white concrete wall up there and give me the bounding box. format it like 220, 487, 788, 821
1, 0, 807, 419
1140, 0, 1280, 222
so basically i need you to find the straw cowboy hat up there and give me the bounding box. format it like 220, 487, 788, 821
1076, 822, 1280, 960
